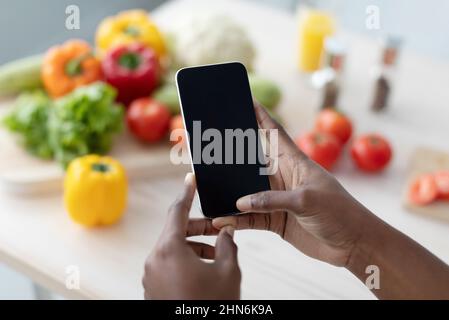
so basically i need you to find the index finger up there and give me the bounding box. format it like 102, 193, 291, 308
187, 218, 220, 237
164, 173, 196, 237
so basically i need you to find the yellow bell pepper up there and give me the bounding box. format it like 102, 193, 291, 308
64, 155, 128, 227
96, 10, 166, 59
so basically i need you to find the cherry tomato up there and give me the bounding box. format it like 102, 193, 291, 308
315, 108, 353, 144
408, 174, 438, 205
295, 131, 342, 170
169, 115, 186, 145
350, 134, 392, 172
434, 171, 449, 200
127, 97, 170, 142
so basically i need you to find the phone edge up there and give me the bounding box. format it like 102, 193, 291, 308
175, 61, 250, 219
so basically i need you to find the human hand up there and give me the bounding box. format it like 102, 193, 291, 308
143, 173, 241, 300
192, 102, 374, 267
179, 103, 449, 300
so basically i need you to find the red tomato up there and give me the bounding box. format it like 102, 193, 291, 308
434, 171, 449, 200
295, 131, 342, 170
127, 98, 170, 142
169, 115, 186, 145
408, 174, 438, 205
350, 134, 392, 172
315, 108, 353, 144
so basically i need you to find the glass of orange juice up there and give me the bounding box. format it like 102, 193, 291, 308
297, 8, 335, 73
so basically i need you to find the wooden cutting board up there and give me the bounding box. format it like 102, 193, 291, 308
403, 147, 449, 221
0, 99, 189, 194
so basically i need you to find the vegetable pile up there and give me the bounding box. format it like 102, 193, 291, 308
0, 9, 283, 169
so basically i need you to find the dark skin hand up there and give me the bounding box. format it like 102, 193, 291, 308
193, 102, 371, 267
143, 173, 241, 300
188, 102, 449, 299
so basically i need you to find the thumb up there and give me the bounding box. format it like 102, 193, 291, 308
236, 190, 294, 213
215, 226, 238, 265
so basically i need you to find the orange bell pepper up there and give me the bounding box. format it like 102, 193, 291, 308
42, 39, 103, 98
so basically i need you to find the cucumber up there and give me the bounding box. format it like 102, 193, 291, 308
152, 83, 180, 115
248, 73, 281, 111
0, 54, 43, 96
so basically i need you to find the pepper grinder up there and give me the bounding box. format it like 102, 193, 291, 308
371, 36, 402, 112
311, 36, 346, 109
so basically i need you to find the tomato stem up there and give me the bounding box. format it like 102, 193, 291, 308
313, 133, 325, 144
369, 136, 380, 145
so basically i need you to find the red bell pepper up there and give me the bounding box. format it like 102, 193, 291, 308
102, 43, 160, 105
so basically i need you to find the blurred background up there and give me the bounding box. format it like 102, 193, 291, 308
1, 0, 449, 299
1, 0, 449, 64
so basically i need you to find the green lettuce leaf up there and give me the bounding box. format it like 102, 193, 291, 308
49, 82, 124, 167
3, 82, 124, 168
2, 90, 53, 159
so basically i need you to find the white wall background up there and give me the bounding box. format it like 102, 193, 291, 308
250, 0, 449, 60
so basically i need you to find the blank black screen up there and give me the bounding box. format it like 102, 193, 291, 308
176, 62, 270, 218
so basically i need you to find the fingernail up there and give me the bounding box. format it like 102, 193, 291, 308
224, 225, 235, 238
236, 195, 251, 211
184, 172, 194, 185
212, 217, 236, 229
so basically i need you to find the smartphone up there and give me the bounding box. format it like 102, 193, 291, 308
176, 62, 270, 218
